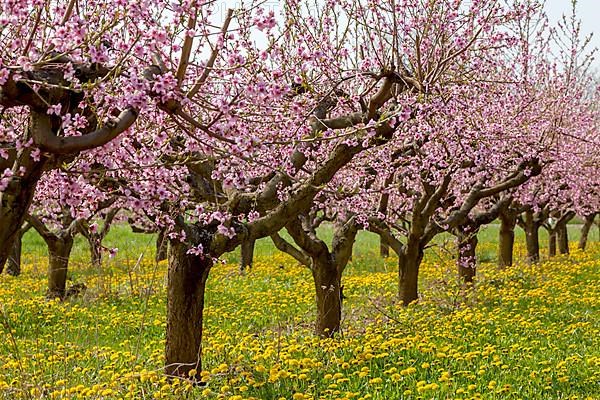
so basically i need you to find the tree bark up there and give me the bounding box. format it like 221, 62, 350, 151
557, 222, 569, 255
522, 211, 541, 263
526, 224, 541, 262
47, 237, 74, 299
165, 239, 212, 380
156, 229, 168, 262
89, 237, 103, 269
0, 156, 47, 269
239, 239, 255, 271
579, 214, 596, 251
5, 233, 23, 276
312, 256, 342, 337
498, 212, 517, 267
548, 230, 557, 257
398, 238, 423, 306
457, 233, 477, 284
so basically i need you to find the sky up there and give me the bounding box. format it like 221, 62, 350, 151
544, 0, 599, 69
215, 0, 599, 69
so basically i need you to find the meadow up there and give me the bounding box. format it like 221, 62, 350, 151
1, 225, 599, 400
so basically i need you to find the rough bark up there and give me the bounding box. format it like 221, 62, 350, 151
498, 212, 517, 268
521, 210, 542, 263
0, 155, 47, 269
239, 239, 255, 271
312, 256, 342, 337
457, 232, 478, 284
579, 214, 596, 251
557, 222, 569, 255
548, 230, 557, 257
6, 233, 23, 276
165, 239, 212, 380
398, 238, 423, 306
47, 237, 74, 299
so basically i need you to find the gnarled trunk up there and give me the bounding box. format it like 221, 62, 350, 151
398, 239, 423, 306
312, 256, 342, 337
156, 229, 168, 262
5, 234, 23, 276
165, 240, 212, 380
579, 214, 596, 251
457, 233, 478, 284
0, 157, 47, 269
557, 222, 569, 255
240, 239, 255, 272
47, 238, 74, 299
498, 212, 517, 267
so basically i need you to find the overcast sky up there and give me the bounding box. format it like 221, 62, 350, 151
545, 0, 599, 68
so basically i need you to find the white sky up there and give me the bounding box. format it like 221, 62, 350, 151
545, 0, 599, 69
214, 0, 599, 69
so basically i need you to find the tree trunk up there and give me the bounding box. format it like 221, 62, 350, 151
165, 240, 212, 380
457, 233, 477, 284
557, 222, 569, 255
398, 240, 423, 306
239, 239, 255, 272
5, 233, 23, 276
548, 230, 557, 257
89, 237, 103, 269
526, 224, 541, 262
498, 213, 516, 267
312, 256, 342, 337
0, 157, 46, 269
379, 237, 390, 258
523, 211, 541, 263
156, 229, 168, 262
578, 214, 595, 251
47, 238, 74, 299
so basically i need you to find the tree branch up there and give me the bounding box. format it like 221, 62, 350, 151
270, 232, 310, 266
31, 109, 137, 155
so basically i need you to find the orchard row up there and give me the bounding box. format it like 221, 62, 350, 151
0, 0, 598, 381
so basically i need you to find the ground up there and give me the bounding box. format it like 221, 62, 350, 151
0, 226, 599, 399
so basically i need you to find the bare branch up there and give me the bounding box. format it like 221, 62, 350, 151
270, 232, 311, 266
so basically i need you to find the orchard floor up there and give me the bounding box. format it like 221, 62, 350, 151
1, 228, 599, 400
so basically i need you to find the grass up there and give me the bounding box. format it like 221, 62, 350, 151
1, 224, 599, 399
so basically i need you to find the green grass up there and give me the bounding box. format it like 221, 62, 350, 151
21, 221, 594, 270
